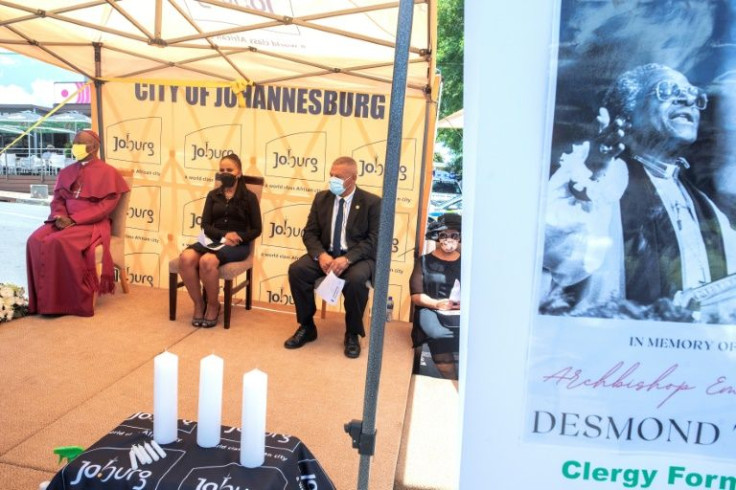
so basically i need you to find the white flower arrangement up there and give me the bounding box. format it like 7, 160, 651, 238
0, 283, 29, 322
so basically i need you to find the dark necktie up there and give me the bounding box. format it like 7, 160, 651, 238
332, 198, 345, 256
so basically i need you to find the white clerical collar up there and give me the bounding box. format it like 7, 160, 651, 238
632, 154, 690, 179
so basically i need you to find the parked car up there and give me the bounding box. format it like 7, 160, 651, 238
427, 195, 462, 223
432, 168, 457, 180
430, 178, 462, 205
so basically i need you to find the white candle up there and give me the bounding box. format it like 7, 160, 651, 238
240, 368, 267, 467
143, 441, 160, 461
197, 354, 224, 448
129, 449, 138, 470
153, 351, 178, 444
133, 444, 151, 465
150, 440, 167, 459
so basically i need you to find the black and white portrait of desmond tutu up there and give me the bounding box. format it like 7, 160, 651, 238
539, 2, 736, 323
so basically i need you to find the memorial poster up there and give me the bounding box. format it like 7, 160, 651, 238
526, 1, 736, 487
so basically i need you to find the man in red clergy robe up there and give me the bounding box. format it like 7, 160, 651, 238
26, 129, 130, 316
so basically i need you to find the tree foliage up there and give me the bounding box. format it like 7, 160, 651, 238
436, 0, 464, 177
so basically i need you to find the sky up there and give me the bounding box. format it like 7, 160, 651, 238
0, 50, 84, 107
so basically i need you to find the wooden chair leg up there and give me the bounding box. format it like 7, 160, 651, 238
245, 269, 252, 310
321, 300, 327, 319
118, 265, 130, 294
169, 273, 178, 321
223, 279, 233, 329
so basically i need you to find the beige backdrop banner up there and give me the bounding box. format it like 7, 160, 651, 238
100, 81, 428, 321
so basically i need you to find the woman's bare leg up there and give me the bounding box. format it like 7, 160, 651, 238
200, 253, 221, 321
179, 249, 205, 319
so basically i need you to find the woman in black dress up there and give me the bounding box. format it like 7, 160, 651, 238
409, 213, 462, 380
179, 154, 262, 327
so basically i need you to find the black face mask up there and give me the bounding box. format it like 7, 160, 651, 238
216, 172, 236, 188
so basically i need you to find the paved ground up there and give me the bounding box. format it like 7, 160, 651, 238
0, 196, 49, 291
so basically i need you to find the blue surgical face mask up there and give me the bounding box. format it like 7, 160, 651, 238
329, 175, 352, 196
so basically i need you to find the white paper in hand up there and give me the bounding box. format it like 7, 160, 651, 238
198, 230, 226, 251
316, 271, 345, 305
449, 279, 461, 303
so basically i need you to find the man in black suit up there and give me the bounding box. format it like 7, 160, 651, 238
285, 156, 381, 358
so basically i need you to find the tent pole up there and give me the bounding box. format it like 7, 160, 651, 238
346, 0, 414, 488
93, 42, 106, 159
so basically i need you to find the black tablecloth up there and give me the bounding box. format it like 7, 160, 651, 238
47, 412, 335, 490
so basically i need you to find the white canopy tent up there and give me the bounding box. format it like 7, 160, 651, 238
0, 2, 439, 488
437, 107, 463, 129
0, 0, 435, 96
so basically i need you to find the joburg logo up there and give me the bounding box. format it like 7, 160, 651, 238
70, 457, 150, 489
261, 204, 310, 250
271, 149, 319, 173
126, 266, 155, 287
127, 185, 161, 232
357, 157, 408, 181
184, 125, 242, 171
188, 0, 278, 15
264, 132, 326, 182
352, 139, 417, 191
391, 212, 410, 262
128, 206, 155, 224
106, 118, 162, 166
182, 198, 206, 237
265, 286, 294, 305
191, 141, 235, 162
188, 212, 203, 230
124, 253, 160, 288
180, 461, 288, 490
112, 133, 155, 156
193, 475, 244, 490
258, 275, 295, 305
268, 219, 304, 239
300, 474, 321, 490
184, 0, 298, 39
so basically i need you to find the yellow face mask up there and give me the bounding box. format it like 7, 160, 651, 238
71, 144, 89, 161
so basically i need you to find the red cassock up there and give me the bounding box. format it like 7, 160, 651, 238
26, 158, 130, 316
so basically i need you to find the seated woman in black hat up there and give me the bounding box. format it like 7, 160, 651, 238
409, 213, 462, 380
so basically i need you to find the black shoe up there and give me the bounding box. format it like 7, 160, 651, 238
344, 333, 361, 358
200, 304, 220, 328
284, 325, 317, 349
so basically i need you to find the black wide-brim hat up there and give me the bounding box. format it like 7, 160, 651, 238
426, 213, 462, 240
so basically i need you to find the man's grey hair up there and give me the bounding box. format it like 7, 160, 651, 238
603, 63, 680, 120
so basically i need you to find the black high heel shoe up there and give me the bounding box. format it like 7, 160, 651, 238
201, 304, 220, 328
192, 304, 206, 327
